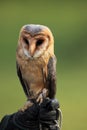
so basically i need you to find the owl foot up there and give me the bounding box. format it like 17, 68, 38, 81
20, 100, 33, 112
36, 88, 48, 104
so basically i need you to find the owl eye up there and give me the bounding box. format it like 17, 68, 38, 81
36, 39, 44, 46
23, 38, 29, 45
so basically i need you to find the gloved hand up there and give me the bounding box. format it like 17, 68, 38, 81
0, 98, 62, 130
39, 98, 60, 130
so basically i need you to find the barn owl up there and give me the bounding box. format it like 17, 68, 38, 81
16, 24, 57, 111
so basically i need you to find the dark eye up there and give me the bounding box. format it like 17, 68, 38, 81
36, 39, 44, 46
23, 38, 29, 45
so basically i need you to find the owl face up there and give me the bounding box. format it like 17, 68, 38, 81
18, 24, 54, 59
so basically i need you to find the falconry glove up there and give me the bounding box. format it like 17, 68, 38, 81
0, 98, 62, 130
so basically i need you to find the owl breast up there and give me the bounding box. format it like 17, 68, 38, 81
20, 58, 46, 98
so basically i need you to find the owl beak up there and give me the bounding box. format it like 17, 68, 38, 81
29, 43, 36, 57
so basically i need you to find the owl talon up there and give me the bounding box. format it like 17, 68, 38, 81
36, 94, 43, 103
20, 100, 33, 112
42, 88, 48, 98
36, 88, 48, 104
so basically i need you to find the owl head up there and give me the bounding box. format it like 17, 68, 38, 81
17, 24, 54, 59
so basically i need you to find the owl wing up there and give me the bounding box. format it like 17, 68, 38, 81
46, 55, 57, 99
16, 62, 29, 97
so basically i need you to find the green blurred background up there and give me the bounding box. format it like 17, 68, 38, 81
0, 0, 87, 130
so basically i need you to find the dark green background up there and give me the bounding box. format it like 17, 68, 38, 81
0, 1, 87, 130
